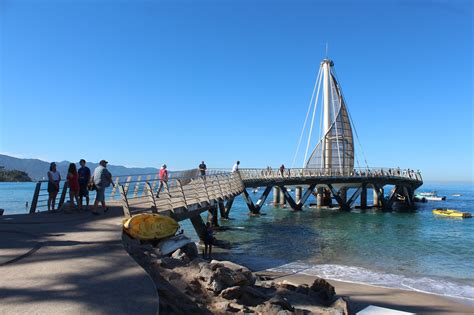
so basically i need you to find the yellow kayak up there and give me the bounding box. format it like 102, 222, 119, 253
123, 213, 180, 240
432, 209, 472, 218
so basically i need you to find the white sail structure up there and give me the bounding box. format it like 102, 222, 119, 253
303, 59, 355, 173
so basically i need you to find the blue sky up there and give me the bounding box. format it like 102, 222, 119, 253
0, 0, 472, 182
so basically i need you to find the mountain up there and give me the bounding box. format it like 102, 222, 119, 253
0, 154, 159, 181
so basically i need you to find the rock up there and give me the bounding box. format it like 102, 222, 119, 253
159, 257, 186, 269
220, 285, 267, 306
211, 260, 257, 286
309, 277, 336, 304
254, 301, 286, 315
295, 284, 310, 295
208, 266, 236, 292
181, 242, 199, 260
330, 297, 349, 315
277, 280, 298, 291
172, 249, 191, 263
268, 294, 294, 312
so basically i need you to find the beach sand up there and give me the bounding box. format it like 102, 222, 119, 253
266, 272, 474, 315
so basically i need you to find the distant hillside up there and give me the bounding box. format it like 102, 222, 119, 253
0, 168, 32, 182
0, 154, 159, 181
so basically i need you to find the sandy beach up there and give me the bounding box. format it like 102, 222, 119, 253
265, 272, 474, 315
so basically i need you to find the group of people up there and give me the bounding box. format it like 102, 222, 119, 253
47, 159, 114, 215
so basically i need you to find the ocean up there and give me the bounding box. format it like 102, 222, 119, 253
1, 182, 473, 303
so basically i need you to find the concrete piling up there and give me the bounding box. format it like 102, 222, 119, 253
316, 187, 324, 207
279, 188, 286, 206
273, 186, 280, 205
360, 185, 367, 209
295, 186, 302, 204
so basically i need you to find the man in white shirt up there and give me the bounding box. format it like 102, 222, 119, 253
232, 161, 240, 173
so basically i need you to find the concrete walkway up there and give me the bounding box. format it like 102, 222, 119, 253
0, 205, 158, 314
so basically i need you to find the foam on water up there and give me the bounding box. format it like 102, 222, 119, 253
268, 262, 474, 303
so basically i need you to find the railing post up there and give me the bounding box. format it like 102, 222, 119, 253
133, 176, 142, 197
58, 181, 69, 210
176, 179, 188, 209
110, 177, 120, 200
29, 181, 42, 214
142, 175, 151, 196
145, 182, 157, 213
124, 176, 132, 194
119, 185, 131, 217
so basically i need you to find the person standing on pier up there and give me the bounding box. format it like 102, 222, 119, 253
66, 163, 80, 210
78, 159, 91, 210
279, 164, 285, 177
199, 161, 207, 176
232, 161, 240, 173
47, 162, 61, 211
91, 160, 113, 215
156, 164, 168, 198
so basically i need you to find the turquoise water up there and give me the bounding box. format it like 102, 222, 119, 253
2, 182, 474, 301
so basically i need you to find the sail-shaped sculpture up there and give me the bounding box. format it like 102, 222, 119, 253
305, 59, 354, 173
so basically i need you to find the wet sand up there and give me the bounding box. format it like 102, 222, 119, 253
270, 273, 474, 315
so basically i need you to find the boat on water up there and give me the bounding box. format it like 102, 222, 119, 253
452, 194, 462, 197
432, 209, 472, 218
416, 191, 446, 201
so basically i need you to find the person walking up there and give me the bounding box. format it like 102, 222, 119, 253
47, 162, 61, 211
91, 160, 113, 215
199, 161, 207, 176
232, 160, 240, 173
78, 159, 91, 210
156, 164, 168, 198
66, 163, 80, 210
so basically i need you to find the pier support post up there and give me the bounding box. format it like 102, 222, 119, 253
256, 186, 272, 209
340, 187, 347, 204
295, 186, 302, 204
222, 197, 234, 218
316, 187, 324, 207
207, 206, 219, 227
190, 215, 207, 241
273, 187, 280, 205
360, 184, 367, 209
280, 186, 299, 211
279, 188, 286, 206
327, 184, 349, 211
242, 189, 259, 214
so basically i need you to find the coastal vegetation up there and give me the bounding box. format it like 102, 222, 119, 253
0, 167, 32, 182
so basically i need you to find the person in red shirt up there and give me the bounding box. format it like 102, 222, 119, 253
67, 163, 80, 209
156, 164, 168, 198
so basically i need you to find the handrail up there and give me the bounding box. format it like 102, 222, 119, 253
118, 171, 245, 219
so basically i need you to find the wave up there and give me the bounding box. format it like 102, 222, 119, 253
267, 262, 474, 303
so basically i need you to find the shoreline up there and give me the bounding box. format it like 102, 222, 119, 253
266, 272, 474, 314
210, 251, 474, 314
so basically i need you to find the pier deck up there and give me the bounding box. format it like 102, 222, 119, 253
0, 205, 158, 314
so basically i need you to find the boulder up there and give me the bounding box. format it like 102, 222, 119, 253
309, 277, 336, 304
268, 294, 294, 312
330, 297, 349, 315
220, 286, 267, 306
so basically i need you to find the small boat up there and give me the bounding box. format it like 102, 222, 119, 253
432, 209, 472, 218
416, 191, 446, 201
252, 188, 259, 194
451, 194, 462, 197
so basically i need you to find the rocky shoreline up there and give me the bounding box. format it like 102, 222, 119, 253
122, 234, 348, 315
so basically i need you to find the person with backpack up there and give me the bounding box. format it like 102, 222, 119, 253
91, 160, 113, 215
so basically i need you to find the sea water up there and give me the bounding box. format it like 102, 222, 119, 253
1, 182, 473, 302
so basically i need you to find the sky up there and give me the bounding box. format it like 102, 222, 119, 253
0, 0, 472, 182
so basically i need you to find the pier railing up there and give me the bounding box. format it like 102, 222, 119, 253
238, 167, 423, 183
117, 171, 244, 219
